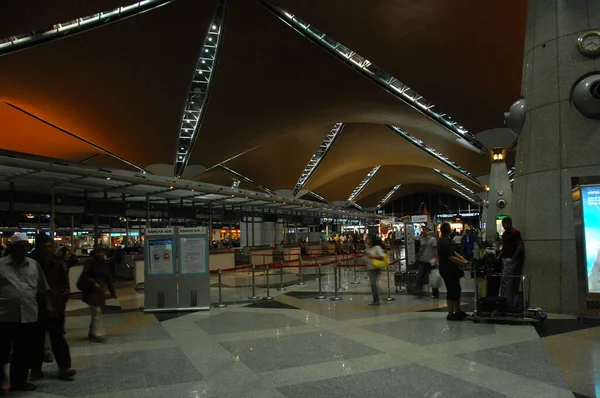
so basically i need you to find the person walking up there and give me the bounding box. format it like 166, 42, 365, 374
365, 233, 386, 306
437, 223, 470, 321
77, 246, 116, 343
29, 234, 76, 381
415, 227, 439, 298
0, 234, 50, 393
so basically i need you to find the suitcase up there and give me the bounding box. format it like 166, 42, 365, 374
478, 296, 507, 313
394, 271, 405, 286
486, 273, 502, 297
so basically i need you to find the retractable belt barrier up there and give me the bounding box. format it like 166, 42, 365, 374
210, 253, 405, 305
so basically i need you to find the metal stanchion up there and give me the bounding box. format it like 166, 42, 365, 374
330, 263, 342, 301
315, 260, 325, 299
248, 264, 259, 300
384, 264, 395, 302
214, 268, 227, 308
351, 263, 360, 284
277, 262, 287, 291
298, 254, 305, 285
264, 264, 274, 300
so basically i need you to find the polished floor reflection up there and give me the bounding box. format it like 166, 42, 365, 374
2, 271, 598, 397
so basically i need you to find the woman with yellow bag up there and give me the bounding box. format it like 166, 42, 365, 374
365, 233, 388, 306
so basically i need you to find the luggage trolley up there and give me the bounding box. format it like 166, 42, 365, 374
472, 272, 546, 324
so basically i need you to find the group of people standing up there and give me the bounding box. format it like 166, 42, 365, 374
364, 218, 524, 321
0, 234, 115, 394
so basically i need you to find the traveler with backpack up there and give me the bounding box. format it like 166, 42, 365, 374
365, 234, 386, 306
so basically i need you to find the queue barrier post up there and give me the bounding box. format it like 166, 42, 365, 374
315, 260, 325, 300
384, 262, 395, 302
248, 264, 259, 300
264, 264, 274, 300
351, 261, 360, 285
298, 254, 305, 286
277, 262, 287, 291
214, 268, 227, 308
330, 262, 342, 301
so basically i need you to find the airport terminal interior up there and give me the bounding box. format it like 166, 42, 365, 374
1, 0, 600, 397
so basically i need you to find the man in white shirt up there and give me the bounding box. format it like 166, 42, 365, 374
0, 234, 50, 393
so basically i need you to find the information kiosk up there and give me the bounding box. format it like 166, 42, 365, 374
144, 228, 177, 311
178, 227, 210, 310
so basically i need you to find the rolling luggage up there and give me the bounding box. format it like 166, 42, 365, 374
486, 273, 501, 297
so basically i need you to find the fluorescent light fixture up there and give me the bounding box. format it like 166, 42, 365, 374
347, 166, 381, 205
257, 0, 485, 152
377, 184, 401, 209
293, 123, 343, 197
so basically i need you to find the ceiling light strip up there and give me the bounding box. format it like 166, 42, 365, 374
387, 125, 481, 187
218, 165, 275, 195
175, 0, 228, 177
377, 184, 402, 209
451, 187, 479, 204
347, 166, 381, 205
0, 0, 173, 56
308, 191, 329, 203
431, 168, 475, 195
256, 0, 485, 151
293, 122, 344, 197
352, 203, 364, 211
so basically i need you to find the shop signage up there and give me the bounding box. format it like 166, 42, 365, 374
411, 215, 429, 223
146, 228, 174, 236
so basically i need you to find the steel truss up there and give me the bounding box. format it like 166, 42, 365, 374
388, 125, 481, 187
347, 166, 381, 205
257, 0, 486, 152
431, 168, 475, 195
377, 184, 402, 209
293, 123, 343, 197
0, 0, 173, 56
451, 187, 479, 204
175, 0, 228, 177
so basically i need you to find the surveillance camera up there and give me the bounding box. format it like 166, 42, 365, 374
571, 72, 600, 119
497, 198, 507, 209
504, 98, 526, 135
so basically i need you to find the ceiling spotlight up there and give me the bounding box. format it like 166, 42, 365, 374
212, 25, 217, 29
106, 177, 111, 180
169, 186, 174, 189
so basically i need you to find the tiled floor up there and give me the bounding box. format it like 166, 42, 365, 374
2, 268, 599, 397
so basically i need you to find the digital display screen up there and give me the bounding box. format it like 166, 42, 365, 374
581, 185, 600, 293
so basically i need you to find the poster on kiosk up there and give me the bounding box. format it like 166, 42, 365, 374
177, 227, 210, 310
144, 228, 177, 312
579, 186, 600, 295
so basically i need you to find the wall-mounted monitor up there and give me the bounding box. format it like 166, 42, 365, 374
579, 185, 600, 294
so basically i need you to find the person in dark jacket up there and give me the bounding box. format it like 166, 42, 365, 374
29, 234, 76, 381
78, 246, 116, 342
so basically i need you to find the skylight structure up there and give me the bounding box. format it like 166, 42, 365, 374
258, 0, 485, 151
347, 166, 381, 205
219, 165, 274, 195
388, 125, 481, 187
431, 169, 475, 195
377, 184, 402, 209
0, 1, 172, 56
175, 0, 228, 176
293, 123, 343, 197
452, 188, 479, 204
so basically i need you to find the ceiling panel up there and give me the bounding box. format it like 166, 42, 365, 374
0, 102, 100, 162
359, 183, 465, 209
0, 0, 217, 168
274, 0, 526, 134
304, 123, 482, 193
187, 0, 486, 173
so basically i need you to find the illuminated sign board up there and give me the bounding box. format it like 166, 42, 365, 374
580, 185, 600, 294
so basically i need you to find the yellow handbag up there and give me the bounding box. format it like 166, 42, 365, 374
372, 253, 389, 269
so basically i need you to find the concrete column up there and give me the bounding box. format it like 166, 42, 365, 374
485, 160, 513, 242
513, 0, 600, 314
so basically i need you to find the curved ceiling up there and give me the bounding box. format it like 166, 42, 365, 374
0, 0, 216, 168
0, 0, 525, 209
359, 183, 469, 209
273, 0, 527, 134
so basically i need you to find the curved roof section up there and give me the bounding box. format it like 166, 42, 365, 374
273, 0, 526, 134
0, 0, 216, 168
359, 183, 469, 209
0, 0, 525, 209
